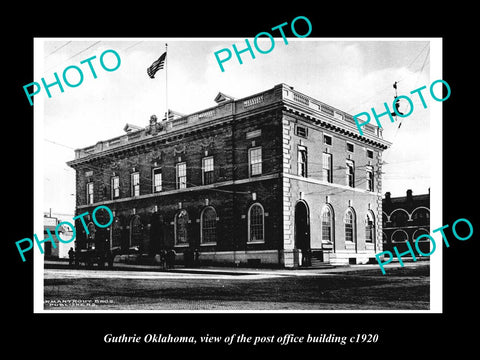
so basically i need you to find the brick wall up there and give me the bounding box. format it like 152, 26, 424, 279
72, 108, 285, 265
69, 84, 390, 267
282, 110, 384, 265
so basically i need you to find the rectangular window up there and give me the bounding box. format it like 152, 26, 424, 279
202, 157, 214, 185
111, 176, 119, 199
367, 149, 374, 159
347, 142, 354, 152
152, 168, 162, 193
295, 125, 308, 138
249, 147, 262, 176
87, 182, 94, 204
297, 145, 308, 177
322, 153, 332, 183
131, 172, 140, 196
324, 134, 332, 145
346, 160, 355, 187
366, 166, 374, 192
176, 162, 187, 189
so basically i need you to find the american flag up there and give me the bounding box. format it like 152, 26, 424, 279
147, 52, 166, 79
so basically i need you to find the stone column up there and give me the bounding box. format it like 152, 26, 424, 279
282, 115, 296, 267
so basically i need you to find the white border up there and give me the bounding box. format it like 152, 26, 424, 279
429, 38, 442, 313
33, 39, 45, 313
33, 37, 442, 314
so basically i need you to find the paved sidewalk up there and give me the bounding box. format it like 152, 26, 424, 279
43, 259, 429, 276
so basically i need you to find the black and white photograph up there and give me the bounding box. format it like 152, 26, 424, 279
8, 9, 476, 355
33, 37, 441, 312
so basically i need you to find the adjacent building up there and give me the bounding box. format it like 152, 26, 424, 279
44, 212, 74, 259
382, 189, 431, 255
66, 83, 391, 268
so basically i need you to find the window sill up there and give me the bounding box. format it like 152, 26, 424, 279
174, 244, 190, 247
345, 241, 356, 249
247, 241, 265, 244
200, 243, 217, 246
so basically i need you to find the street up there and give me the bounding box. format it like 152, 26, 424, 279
43, 262, 430, 311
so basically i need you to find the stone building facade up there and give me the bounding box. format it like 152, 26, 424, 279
67, 83, 391, 267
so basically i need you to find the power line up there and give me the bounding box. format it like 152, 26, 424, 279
123, 41, 143, 52
45, 41, 102, 72
344, 42, 431, 115
44, 138, 76, 150
46, 41, 72, 57
64, 41, 101, 62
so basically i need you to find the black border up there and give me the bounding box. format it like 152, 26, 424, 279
8, 7, 476, 355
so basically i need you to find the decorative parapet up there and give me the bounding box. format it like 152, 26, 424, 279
292, 92, 309, 106
281, 83, 382, 137
71, 83, 387, 162
243, 94, 264, 107
188, 109, 216, 121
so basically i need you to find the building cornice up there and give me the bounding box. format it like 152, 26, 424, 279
67, 83, 390, 167
282, 105, 391, 150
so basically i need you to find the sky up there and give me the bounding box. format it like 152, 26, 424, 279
37, 38, 439, 216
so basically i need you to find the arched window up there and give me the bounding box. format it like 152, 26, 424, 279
175, 209, 189, 245
130, 215, 143, 247
413, 228, 430, 242
344, 208, 356, 243
392, 229, 408, 243
382, 212, 389, 226
365, 211, 375, 243
201, 206, 217, 244
390, 209, 409, 227
321, 204, 334, 243
87, 222, 96, 241
248, 203, 264, 243
412, 207, 430, 226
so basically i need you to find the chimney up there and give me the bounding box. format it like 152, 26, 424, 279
406, 189, 413, 207
385, 192, 391, 206
406, 189, 413, 200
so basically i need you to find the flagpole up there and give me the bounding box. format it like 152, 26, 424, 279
165, 43, 168, 121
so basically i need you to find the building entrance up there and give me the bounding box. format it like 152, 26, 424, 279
295, 201, 311, 266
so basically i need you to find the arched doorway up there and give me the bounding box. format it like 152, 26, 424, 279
149, 213, 164, 255
295, 201, 310, 266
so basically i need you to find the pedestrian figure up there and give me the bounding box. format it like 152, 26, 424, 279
194, 248, 200, 267
159, 249, 167, 270
184, 248, 193, 267
106, 248, 113, 268
68, 247, 75, 266
301, 247, 311, 267
306, 249, 312, 267
166, 249, 176, 269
